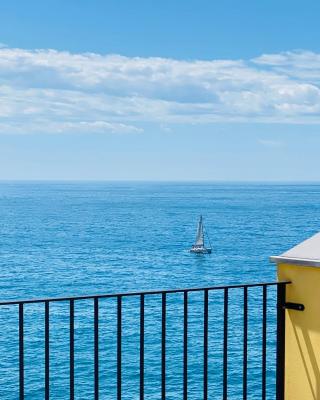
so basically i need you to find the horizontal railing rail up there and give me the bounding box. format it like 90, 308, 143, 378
0, 281, 290, 305
0, 281, 290, 400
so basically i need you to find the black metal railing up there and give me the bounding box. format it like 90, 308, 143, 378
0, 281, 290, 400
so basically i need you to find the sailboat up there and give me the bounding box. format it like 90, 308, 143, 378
190, 215, 212, 254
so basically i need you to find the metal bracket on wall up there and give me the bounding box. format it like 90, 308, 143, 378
284, 302, 305, 311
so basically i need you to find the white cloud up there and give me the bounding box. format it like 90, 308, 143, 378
252, 50, 320, 83
0, 47, 319, 134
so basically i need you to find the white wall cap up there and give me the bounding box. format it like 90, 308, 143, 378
270, 232, 320, 267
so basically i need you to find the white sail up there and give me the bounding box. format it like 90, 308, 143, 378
195, 216, 204, 246
190, 215, 212, 254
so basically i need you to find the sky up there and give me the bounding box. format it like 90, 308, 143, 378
0, 0, 320, 181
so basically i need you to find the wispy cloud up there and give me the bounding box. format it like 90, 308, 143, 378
258, 139, 284, 148
0, 48, 319, 134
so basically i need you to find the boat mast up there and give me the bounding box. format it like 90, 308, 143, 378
195, 215, 204, 246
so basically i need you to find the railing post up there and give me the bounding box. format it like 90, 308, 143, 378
223, 288, 228, 400
19, 303, 24, 400
183, 291, 188, 400
70, 299, 75, 400
203, 289, 209, 400
94, 298, 99, 400
117, 296, 122, 400
276, 283, 286, 400
243, 287, 248, 400
45, 301, 50, 400
161, 293, 166, 400
140, 294, 145, 400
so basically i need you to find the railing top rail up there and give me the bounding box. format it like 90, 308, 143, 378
0, 281, 291, 306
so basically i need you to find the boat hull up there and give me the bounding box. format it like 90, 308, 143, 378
190, 246, 212, 254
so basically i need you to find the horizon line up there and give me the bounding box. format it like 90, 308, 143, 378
0, 179, 320, 184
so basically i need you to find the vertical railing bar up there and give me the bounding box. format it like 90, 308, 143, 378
183, 291, 188, 400
161, 292, 166, 400
203, 289, 209, 400
262, 286, 267, 400
223, 288, 228, 400
117, 296, 122, 400
243, 287, 248, 400
19, 303, 24, 400
276, 283, 286, 400
140, 294, 145, 400
94, 298, 99, 400
45, 301, 50, 400
70, 299, 74, 400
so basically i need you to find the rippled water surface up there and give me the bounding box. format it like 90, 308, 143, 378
0, 182, 319, 399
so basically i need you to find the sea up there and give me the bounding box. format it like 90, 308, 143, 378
0, 182, 319, 399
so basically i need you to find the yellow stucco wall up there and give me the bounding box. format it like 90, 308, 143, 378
278, 263, 320, 400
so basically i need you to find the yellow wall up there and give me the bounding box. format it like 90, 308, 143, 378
278, 263, 320, 400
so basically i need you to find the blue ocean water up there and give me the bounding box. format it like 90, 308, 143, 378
0, 182, 319, 399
